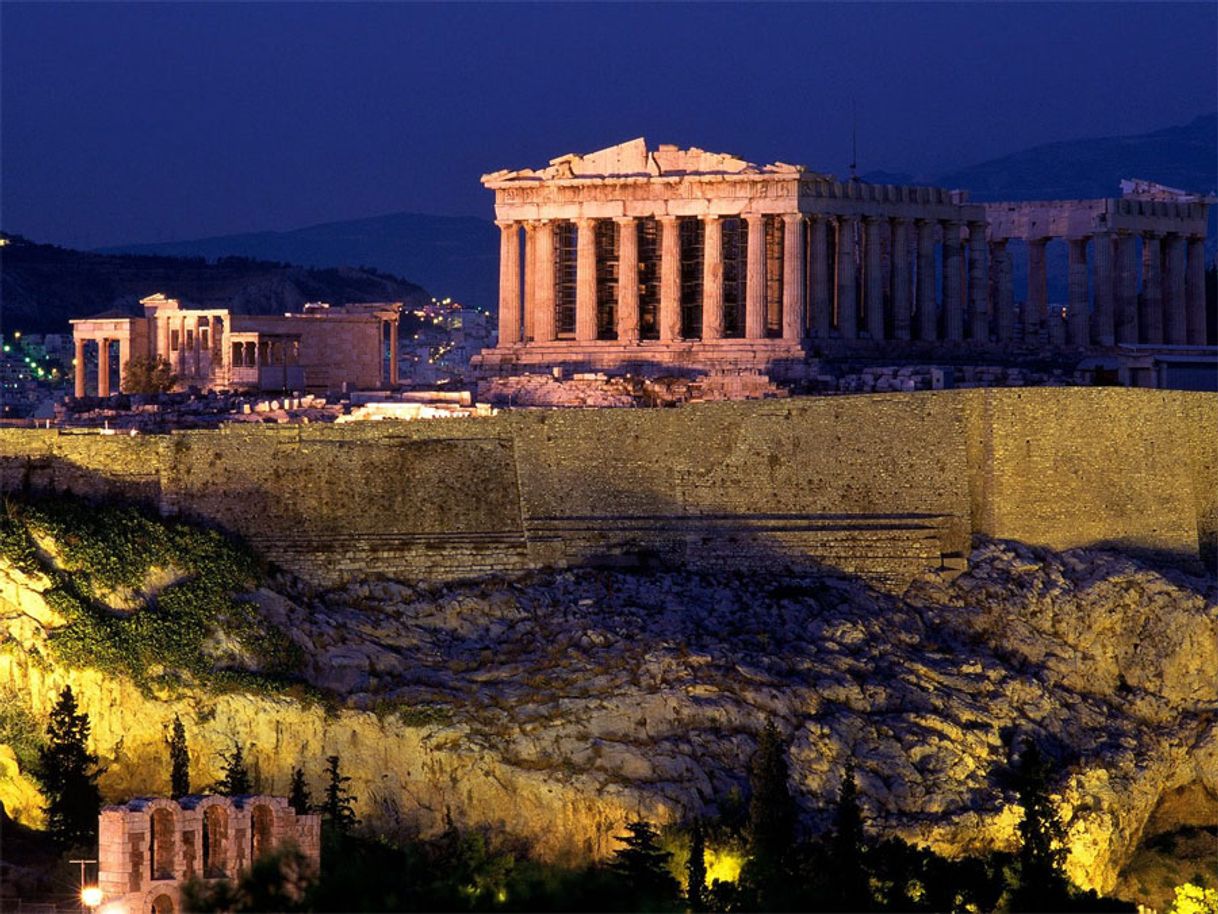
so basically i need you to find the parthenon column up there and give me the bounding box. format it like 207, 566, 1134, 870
701, 216, 723, 341
1115, 232, 1139, 344
915, 220, 936, 341
522, 222, 537, 342
1027, 237, 1048, 344
658, 216, 682, 342
97, 339, 111, 398
533, 221, 556, 343
1186, 236, 1207, 345
967, 222, 989, 342
575, 218, 598, 342
1091, 233, 1115, 347
74, 337, 86, 398
615, 217, 639, 343
496, 220, 521, 346
864, 217, 884, 340
1163, 234, 1187, 345
809, 215, 831, 338
990, 239, 1014, 342
942, 221, 964, 342
118, 335, 131, 392
890, 219, 912, 341
1067, 238, 1089, 347
745, 214, 766, 340
782, 214, 805, 342
836, 216, 858, 339
1139, 234, 1162, 344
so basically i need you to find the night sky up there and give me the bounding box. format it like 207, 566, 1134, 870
3, 2, 1215, 251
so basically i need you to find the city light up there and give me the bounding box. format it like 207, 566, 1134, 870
82, 885, 104, 907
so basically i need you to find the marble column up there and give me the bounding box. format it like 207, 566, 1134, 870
1163, 234, 1187, 345
522, 222, 537, 342
942, 221, 964, 342
890, 219, 912, 341
97, 339, 111, 398
388, 320, 399, 385
1115, 232, 1139, 345
1091, 233, 1115, 347
533, 221, 556, 343
496, 220, 521, 346
836, 216, 858, 339
864, 217, 884, 340
1027, 238, 1049, 343
74, 337, 86, 398
967, 222, 989, 342
659, 216, 682, 342
1186, 236, 1207, 346
1067, 238, 1089, 347
575, 218, 598, 342
990, 240, 1014, 343
809, 215, 831, 339
157, 315, 169, 362
915, 220, 937, 341
701, 216, 723, 341
615, 218, 639, 343
782, 214, 805, 342
1139, 234, 1162, 344
745, 214, 767, 340
118, 336, 131, 392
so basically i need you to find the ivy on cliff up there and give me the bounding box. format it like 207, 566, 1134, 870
0, 495, 301, 693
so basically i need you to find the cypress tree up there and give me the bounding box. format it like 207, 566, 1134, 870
321, 755, 357, 832
830, 762, 871, 911
168, 714, 190, 799
218, 743, 252, 796
747, 720, 795, 868
288, 766, 311, 816
1011, 738, 1070, 912
38, 685, 102, 849
686, 820, 707, 912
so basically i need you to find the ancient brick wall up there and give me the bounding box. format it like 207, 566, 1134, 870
0, 390, 1213, 584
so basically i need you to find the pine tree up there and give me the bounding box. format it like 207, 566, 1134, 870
1011, 738, 1070, 912
288, 767, 311, 816
38, 685, 102, 849
218, 744, 252, 796
168, 715, 190, 799
321, 755, 357, 832
830, 762, 871, 911
686, 820, 707, 912
609, 820, 681, 909
747, 720, 795, 868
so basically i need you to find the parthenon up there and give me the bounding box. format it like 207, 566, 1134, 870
476, 139, 1212, 376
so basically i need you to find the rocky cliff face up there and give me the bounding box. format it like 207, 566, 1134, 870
1, 531, 1214, 897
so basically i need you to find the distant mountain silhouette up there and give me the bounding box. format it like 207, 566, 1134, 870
102, 213, 498, 312
0, 235, 429, 334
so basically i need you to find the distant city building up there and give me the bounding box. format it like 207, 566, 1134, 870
70, 294, 402, 396
477, 138, 1212, 378
97, 794, 320, 914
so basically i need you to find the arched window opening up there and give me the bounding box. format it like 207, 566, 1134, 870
150, 808, 175, 880
250, 805, 274, 862
202, 806, 227, 879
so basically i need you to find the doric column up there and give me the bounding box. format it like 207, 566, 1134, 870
1067, 237, 1089, 347
782, 214, 805, 342
615, 217, 639, 343
890, 219, 912, 341
118, 336, 131, 392
809, 215, 832, 338
658, 215, 682, 342
1027, 237, 1049, 343
97, 339, 111, 398
496, 220, 521, 346
967, 222, 989, 342
522, 222, 537, 342
1115, 232, 1139, 345
990, 240, 1014, 342
942, 221, 964, 342
1139, 234, 1163, 344
1163, 234, 1187, 345
915, 220, 937, 341
156, 315, 169, 362
745, 214, 766, 340
1186, 236, 1207, 346
575, 218, 598, 342
74, 336, 86, 398
389, 320, 399, 385
836, 216, 858, 339
533, 221, 556, 342
863, 217, 884, 340
1091, 234, 1115, 347
701, 216, 723, 341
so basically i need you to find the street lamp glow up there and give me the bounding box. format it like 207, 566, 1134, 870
82, 885, 104, 907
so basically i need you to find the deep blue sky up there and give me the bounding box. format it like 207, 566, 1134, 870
3, 2, 1215, 250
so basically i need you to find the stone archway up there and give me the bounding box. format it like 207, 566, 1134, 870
150, 893, 174, 914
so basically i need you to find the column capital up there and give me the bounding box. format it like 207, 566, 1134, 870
613, 215, 636, 227
494, 219, 517, 231
575, 216, 597, 228
942, 219, 964, 230
889, 215, 910, 226
782, 212, 804, 225
656, 213, 679, 225
743, 212, 767, 225
700, 213, 720, 223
